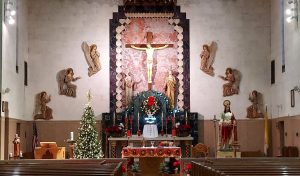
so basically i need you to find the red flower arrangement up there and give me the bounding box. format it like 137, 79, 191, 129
106, 125, 124, 137
173, 160, 180, 168
106, 126, 122, 133
141, 96, 160, 115
177, 124, 191, 132
176, 124, 191, 137
147, 96, 155, 106
182, 163, 192, 174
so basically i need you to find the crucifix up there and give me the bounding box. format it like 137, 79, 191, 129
126, 32, 173, 90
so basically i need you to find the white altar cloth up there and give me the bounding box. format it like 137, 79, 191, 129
143, 124, 158, 138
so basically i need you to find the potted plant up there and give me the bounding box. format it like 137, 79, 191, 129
160, 161, 171, 176
176, 123, 191, 137
182, 163, 192, 176
131, 162, 140, 176
172, 159, 180, 174
106, 123, 124, 137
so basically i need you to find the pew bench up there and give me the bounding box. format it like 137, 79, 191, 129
0, 159, 126, 176
190, 158, 300, 176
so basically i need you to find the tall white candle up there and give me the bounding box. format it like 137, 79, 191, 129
161, 111, 164, 127
70, 132, 74, 140
137, 112, 140, 129
113, 112, 116, 126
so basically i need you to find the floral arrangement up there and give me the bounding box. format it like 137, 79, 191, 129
160, 161, 171, 174
141, 96, 160, 115
105, 124, 124, 136
131, 162, 140, 173
176, 123, 191, 137
173, 159, 180, 173
176, 124, 191, 132
121, 164, 127, 176
158, 141, 174, 147
182, 163, 192, 174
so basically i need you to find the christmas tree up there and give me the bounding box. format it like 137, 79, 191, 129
74, 90, 104, 159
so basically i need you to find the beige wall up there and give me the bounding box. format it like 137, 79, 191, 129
201, 119, 265, 157
271, 115, 300, 156
2, 116, 300, 158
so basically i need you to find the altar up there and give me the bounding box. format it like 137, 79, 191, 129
122, 147, 181, 176
108, 135, 193, 158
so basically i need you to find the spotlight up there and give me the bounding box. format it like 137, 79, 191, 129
285, 8, 293, 15
4, 0, 16, 25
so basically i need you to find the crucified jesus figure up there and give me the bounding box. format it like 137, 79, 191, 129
126, 32, 173, 90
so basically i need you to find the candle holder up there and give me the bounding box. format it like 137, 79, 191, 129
137, 130, 141, 136
127, 129, 131, 137
130, 115, 133, 134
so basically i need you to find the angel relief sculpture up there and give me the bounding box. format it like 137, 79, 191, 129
200, 42, 217, 76
218, 67, 241, 97
57, 68, 81, 97
34, 91, 53, 120
247, 90, 263, 118
82, 42, 101, 77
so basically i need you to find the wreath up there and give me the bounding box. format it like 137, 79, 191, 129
141, 96, 160, 115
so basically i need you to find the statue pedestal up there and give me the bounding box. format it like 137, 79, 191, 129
217, 151, 241, 158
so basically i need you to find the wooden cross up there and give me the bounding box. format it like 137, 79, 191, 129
126, 32, 173, 90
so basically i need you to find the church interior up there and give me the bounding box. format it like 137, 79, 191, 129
1, 0, 300, 175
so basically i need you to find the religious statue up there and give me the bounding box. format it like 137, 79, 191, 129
82, 42, 101, 77
200, 42, 217, 76
219, 100, 237, 150
247, 90, 263, 118
57, 68, 81, 97
164, 70, 176, 108
130, 43, 169, 84
13, 134, 20, 157
218, 67, 240, 97
121, 72, 140, 107
34, 91, 53, 120
126, 32, 173, 88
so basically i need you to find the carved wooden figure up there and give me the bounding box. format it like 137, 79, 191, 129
82, 42, 101, 77
200, 42, 217, 76
57, 68, 81, 97
247, 90, 263, 118
34, 91, 53, 120
219, 67, 241, 97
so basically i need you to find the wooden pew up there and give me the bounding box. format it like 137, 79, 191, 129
190, 158, 300, 176
0, 159, 126, 176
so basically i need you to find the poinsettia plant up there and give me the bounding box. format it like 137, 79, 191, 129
177, 124, 191, 132
182, 163, 192, 174
105, 124, 124, 134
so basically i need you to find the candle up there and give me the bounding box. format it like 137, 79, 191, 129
70, 132, 74, 141
20, 151, 23, 157
113, 112, 116, 126
137, 112, 140, 130
9, 153, 13, 158
161, 111, 164, 127
185, 111, 188, 125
